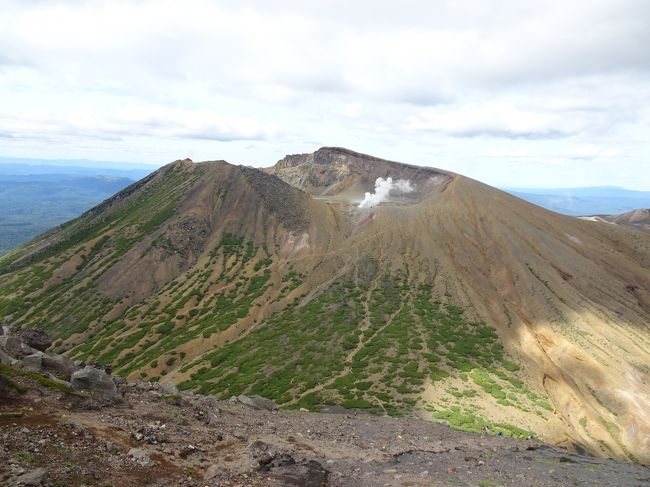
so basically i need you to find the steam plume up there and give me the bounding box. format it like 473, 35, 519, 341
358, 177, 414, 208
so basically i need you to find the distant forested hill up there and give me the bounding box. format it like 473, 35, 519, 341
0, 157, 158, 255
0, 174, 139, 255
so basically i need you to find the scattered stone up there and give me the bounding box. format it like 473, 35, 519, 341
131, 426, 163, 444
304, 460, 329, 486
257, 451, 275, 469
159, 382, 179, 396
193, 395, 221, 425
250, 440, 270, 457
179, 444, 198, 458
105, 441, 120, 453
273, 453, 296, 468
127, 447, 152, 467
130, 381, 151, 392
15, 467, 47, 486
232, 430, 248, 441
204, 464, 228, 481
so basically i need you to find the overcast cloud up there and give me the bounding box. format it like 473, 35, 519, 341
0, 0, 649, 188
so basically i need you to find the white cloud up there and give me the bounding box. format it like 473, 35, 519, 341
406, 101, 587, 139
0, 105, 275, 143
0, 0, 648, 188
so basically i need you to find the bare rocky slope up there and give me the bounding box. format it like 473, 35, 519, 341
2, 330, 649, 487
0, 147, 649, 466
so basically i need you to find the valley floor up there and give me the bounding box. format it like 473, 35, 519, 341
1, 375, 649, 487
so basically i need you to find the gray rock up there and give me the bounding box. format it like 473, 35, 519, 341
0, 335, 27, 358
42, 353, 77, 378
0, 348, 15, 365
130, 381, 150, 392
194, 394, 219, 409
193, 395, 221, 425
19, 352, 43, 372
204, 464, 228, 480
159, 382, 179, 396
15, 328, 52, 352
127, 447, 152, 467
237, 394, 278, 411
105, 440, 121, 453
15, 467, 47, 485
70, 366, 118, 396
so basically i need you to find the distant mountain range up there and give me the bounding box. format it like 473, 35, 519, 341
0, 157, 159, 255
0, 156, 156, 180
504, 186, 650, 216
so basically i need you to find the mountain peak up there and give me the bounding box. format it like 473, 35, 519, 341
269, 147, 452, 198
1, 148, 649, 465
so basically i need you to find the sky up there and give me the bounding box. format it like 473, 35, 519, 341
0, 0, 649, 189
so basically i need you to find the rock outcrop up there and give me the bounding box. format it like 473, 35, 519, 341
70, 366, 119, 398
13, 327, 52, 352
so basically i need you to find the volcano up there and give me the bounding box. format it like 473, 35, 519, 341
1, 147, 648, 463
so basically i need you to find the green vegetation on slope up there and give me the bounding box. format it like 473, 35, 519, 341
67, 233, 275, 380
174, 276, 540, 430
0, 163, 202, 340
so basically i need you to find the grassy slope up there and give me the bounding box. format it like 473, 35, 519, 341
0, 162, 201, 339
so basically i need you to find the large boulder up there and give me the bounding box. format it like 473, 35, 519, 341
19, 352, 44, 372
0, 335, 41, 360
15, 467, 47, 486
15, 328, 52, 352
70, 366, 118, 396
0, 335, 28, 358
42, 353, 77, 378
159, 382, 179, 396
127, 447, 152, 467
0, 348, 15, 365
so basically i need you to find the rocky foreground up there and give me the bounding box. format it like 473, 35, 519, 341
1, 329, 649, 487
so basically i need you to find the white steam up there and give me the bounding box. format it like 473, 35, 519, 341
358, 177, 415, 208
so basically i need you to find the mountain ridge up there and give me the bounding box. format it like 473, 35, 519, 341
1, 148, 649, 464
